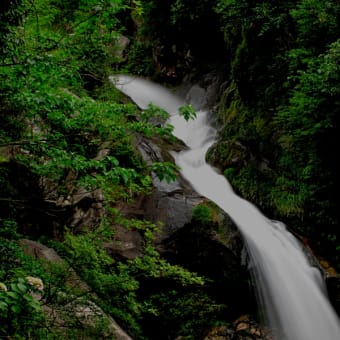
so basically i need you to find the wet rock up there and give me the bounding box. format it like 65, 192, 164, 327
137, 136, 205, 245
203, 325, 233, 340
321, 259, 340, 315
177, 70, 225, 111
114, 34, 130, 61
143, 178, 203, 245
185, 84, 207, 110
232, 315, 273, 340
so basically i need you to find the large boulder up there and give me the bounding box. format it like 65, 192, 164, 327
137, 136, 205, 246
161, 208, 255, 319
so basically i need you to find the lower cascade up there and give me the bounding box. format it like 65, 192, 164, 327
113, 75, 340, 340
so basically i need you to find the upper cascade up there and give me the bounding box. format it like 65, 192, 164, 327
113, 74, 340, 340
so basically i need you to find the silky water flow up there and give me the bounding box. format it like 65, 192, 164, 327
113, 75, 340, 340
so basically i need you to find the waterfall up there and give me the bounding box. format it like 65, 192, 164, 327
113, 74, 340, 340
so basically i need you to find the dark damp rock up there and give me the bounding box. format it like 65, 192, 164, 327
0, 140, 113, 240
320, 259, 340, 316
326, 275, 340, 316
326, 274, 340, 317
185, 84, 208, 110
161, 212, 255, 319
0, 161, 71, 239
176, 70, 225, 111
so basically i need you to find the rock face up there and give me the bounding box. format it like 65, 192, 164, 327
320, 259, 340, 315
204, 315, 274, 340
138, 137, 205, 245
103, 224, 144, 260
176, 70, 226, 112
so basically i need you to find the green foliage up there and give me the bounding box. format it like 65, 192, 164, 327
125, 40, 154, 76
0, 239, 46, 283
143, 290, 228, 339
225, 165, 274, 215
179, 104, 197, 122
192, 204, 213, 225
59, 230, 143, 337
132, 0, 144, 17
271, 39, 340, 251
1, 0, 339, 337
149, 161, 179, 183
0, 28, 178, 206
291, 0, 340, 52
269, 175, 308, 218
128, 103, 175, 139
119, 216, 205, 286
214, 0, 249, 50
0, 2, 212, 337
0, 277, 44, 337
216, 0, 297, 106
0, 219, 20, 239
0, 237, 51, 338
210, 0, 340, 265
129, 0, 224, 81
59, 215, 206, 338
131, 254, 205, 287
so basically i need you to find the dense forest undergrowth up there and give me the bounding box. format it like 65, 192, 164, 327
0, 0, 339, 339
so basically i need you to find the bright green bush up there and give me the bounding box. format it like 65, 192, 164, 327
192, 204, 213, 226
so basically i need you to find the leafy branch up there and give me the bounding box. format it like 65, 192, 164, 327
178, 104, 197, 121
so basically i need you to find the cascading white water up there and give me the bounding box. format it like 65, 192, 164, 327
113, 75, 340, 340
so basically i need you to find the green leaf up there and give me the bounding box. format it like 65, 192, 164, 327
107, 156, 119, 167
11, 282, 27, 294
10, 304, 21, 314
28, 299, 41, 311
150, 162, 179, 183
0, 301, 8, 311
6, 291, 20, 300
179, 104, 197, 121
